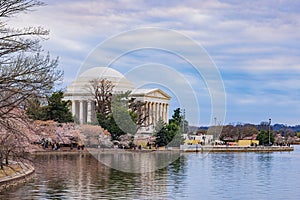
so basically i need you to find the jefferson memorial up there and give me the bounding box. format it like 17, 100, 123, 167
63, 67, 171, 133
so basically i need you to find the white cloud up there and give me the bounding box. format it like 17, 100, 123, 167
6, 0, 299, 125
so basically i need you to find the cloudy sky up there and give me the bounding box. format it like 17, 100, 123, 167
10, 0, 300, 126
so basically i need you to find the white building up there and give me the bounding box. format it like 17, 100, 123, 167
63, 67, 171, 133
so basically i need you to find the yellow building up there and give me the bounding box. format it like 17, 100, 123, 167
238, 140, 259, 146
184, 139, 201, 145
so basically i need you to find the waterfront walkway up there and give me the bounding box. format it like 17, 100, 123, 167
0, 163, 35, 192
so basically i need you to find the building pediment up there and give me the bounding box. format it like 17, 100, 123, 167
146, 90, 170, 100
131, 88, 171, 100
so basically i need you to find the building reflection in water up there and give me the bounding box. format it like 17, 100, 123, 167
89, 148, 181, 173
8, 152, 187, 199
1, 148, 299, 200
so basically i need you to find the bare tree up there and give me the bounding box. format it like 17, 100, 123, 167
89, 78, 114, 117
129, 98, 149, 128
0, 0, 44, 17
0, 0, 62, 168
0, 0, 62, 121
0, 0, 47, 59
88, 78, 150, 137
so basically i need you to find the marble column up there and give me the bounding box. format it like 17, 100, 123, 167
160, 103, 163, 120
156, 102, 159, 123
146, 101, 149, 126
79, 100, 84, 124
152, 102, 155, 124
165, 104, 169, 123
87, 101, 92, 123
158, 103, 161, 120
165, 104, 167, 122
161, 103, 165, 122
72, 100, 76, 117
154, 102, 158, 125
151, 102, 154, 125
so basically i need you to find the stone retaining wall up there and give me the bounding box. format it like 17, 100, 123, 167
0, 163, 35, 193
180, 145, 294, 152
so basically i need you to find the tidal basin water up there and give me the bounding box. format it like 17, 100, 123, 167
1, 146, 300, 200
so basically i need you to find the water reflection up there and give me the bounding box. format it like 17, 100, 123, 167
1, 153, 172, 199
168, 155, 188, 199
1, 148, 300, 200
89, 149, 181, 173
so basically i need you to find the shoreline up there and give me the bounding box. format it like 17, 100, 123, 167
180, 145, 294, 153
30, 145, 294, 155
0, 163, 35, 193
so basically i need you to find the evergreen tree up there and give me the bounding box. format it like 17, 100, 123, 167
155, 108, 185, 147
166, 122, 183, 147
26, 98, 47, 120
96, 91, 139, 140
169, 108, 182, 125
26, 91, 73, 123
256, 130, 274, 145
168, 107, 188, 133
155, 118, 168, 146
45, 91, 73, 123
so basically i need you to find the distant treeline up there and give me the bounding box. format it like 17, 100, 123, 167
273, 124, 300, 132
189, 122, 300, 141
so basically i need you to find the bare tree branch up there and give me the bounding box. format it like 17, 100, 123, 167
88, 78, 114, 117
0, 0, 62, 166
0, 0, 44, 18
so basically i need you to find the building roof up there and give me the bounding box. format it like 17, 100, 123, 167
63, 67, 171, 102
132, 88, 171, 100
64, 67, 134, 97
132, 88, 156, 94
79, 67, 124, 80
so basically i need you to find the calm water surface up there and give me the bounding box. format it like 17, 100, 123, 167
1, 146, 300, 200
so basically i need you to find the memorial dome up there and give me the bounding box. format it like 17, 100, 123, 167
65, 67, 134, 97
79, 67, 125, 80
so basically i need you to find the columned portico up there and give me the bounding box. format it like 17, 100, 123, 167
68, 96, 169, 129
131, 89, 171, 131
63, 67, 171, 134
69, 99, 95, 124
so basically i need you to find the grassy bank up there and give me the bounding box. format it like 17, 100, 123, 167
0, 164, 23, 179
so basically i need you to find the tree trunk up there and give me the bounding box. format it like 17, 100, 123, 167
5, 155, 9, 165
0, 155, 3, 169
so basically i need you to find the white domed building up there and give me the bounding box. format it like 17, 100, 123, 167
63, 67, 171, 133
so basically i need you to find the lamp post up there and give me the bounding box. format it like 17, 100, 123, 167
268, 118, 271, 145
214, 117, 217, 142
181, 108, 185, 134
